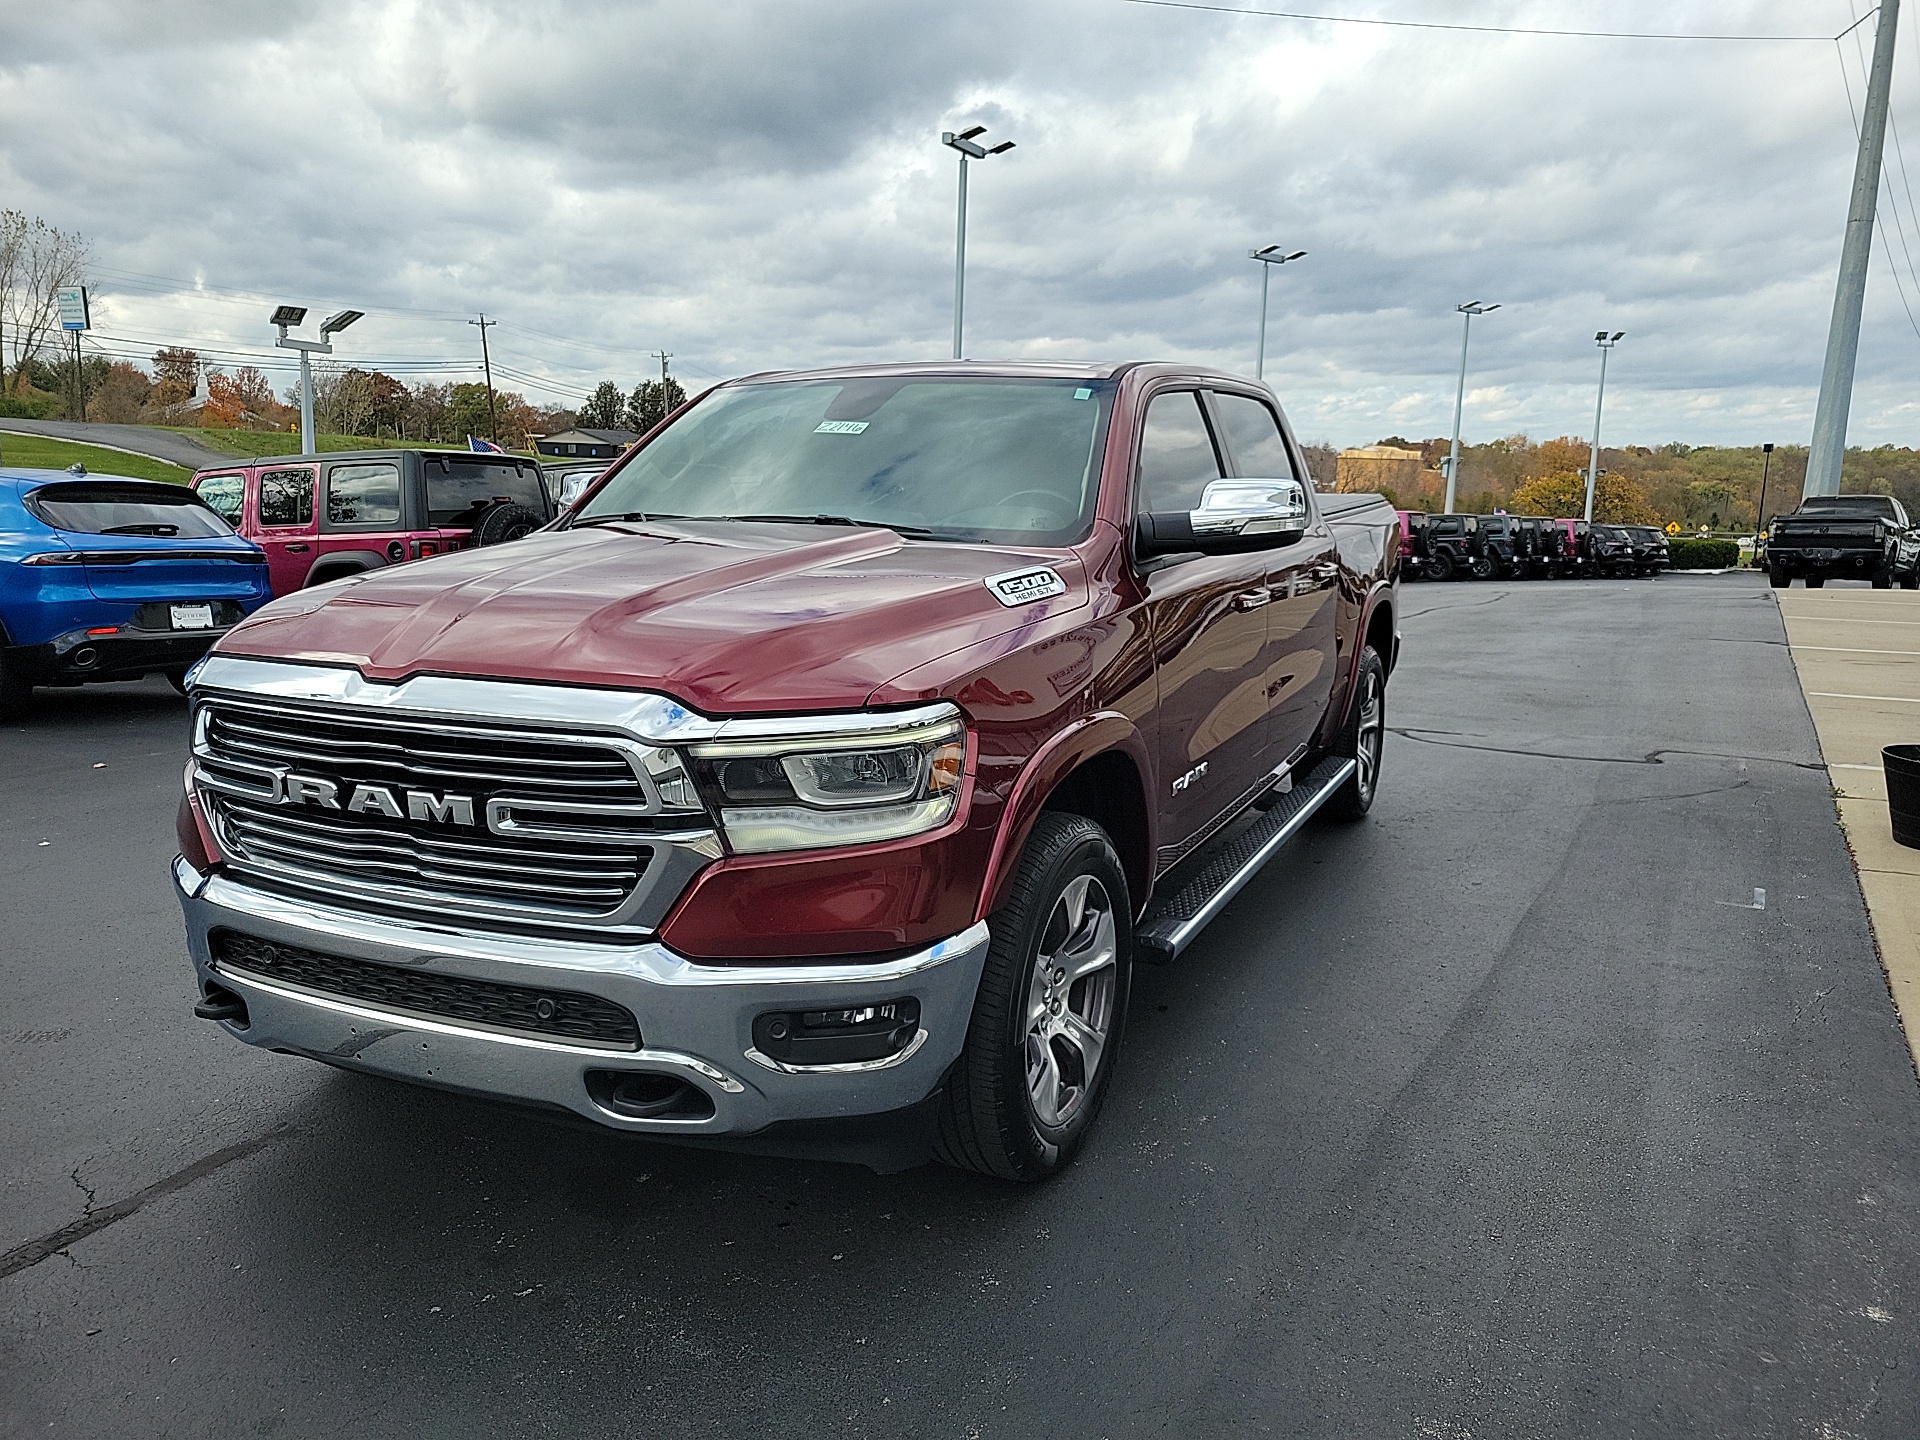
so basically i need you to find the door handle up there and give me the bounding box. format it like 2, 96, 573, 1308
284, 543, 309, 552
1231, 588, 1271, 611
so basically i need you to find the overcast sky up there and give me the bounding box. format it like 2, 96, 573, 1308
3, 0, 1916, 448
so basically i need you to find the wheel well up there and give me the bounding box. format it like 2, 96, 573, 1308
1366, 600, 1395, 674
1040, 750, 1150, 909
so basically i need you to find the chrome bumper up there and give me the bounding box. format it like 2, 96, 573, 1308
174, 858, 990, 1137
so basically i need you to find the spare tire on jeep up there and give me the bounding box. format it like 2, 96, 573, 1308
471, 502, 543, 547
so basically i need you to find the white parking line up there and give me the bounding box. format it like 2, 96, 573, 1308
1795, 646, 1920, 656
1780, 616, 1920, 626
1807, 692, 1920, 704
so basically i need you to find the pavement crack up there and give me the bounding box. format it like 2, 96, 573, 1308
1401, 591, 1512, 619
1, 1125, 294, 1281
69, 1161, 98, 1218
1391, 728, 1826, 772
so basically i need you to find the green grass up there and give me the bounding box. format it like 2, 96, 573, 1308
0, 434, 191, 483
153, 426, 388, 458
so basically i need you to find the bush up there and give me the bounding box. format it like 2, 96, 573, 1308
0, 387, 62, 419
1667, 537, 1740, 569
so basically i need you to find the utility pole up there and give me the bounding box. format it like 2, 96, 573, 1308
1584, 331, 1625, 521
469, 314, 498, 441
653, 350, 672, 388
1444, 301, 1498, 514
1807, 0, 1901, 497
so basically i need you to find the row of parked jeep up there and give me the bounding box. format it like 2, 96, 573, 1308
1396, 511, 1671, 581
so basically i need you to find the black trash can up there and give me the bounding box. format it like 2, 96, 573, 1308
1884, 745, 1920, 848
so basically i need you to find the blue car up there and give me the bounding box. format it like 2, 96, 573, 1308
1, 467, 272, 715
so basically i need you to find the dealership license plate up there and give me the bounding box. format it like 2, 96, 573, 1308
170, 604, 216, 630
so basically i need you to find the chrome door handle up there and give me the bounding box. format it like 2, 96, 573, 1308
1232, 588, 1271, 611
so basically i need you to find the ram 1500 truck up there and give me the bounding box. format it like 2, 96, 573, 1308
173, 361, 1400, 1180
1767, 493, 1920, 589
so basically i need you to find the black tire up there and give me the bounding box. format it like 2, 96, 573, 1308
1425, 550, 1455, 583
1806, 574, 1827, 589
1326, 646, 1386, 822
163, 669, 191, 696
472, 502, 543, 547
1768, 566, 1790, 589
1468, 554, 1497, 581
935, 812, 1132, 1181
1902, 571, 1919, 591
1874, 567, 1894, 590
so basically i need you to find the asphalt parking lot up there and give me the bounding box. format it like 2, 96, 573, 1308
6, 572, 1920, 1439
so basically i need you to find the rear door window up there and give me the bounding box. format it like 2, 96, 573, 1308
325, 462, 401, 529
259, 467, 316, 527
196, 474, 245, 525
424, 458, 547, 528
1210, 393, 1295, 480
24, 482, 234, 537
1136, 391, 1224, 513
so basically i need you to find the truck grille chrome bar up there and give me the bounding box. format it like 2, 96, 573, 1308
192, 694, 718, 935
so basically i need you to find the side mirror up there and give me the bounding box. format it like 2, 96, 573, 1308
1135, 477, 1310, 558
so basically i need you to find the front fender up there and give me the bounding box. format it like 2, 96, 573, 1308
976, 711, 1154, 922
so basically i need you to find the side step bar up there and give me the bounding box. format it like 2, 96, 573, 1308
1134, 754, 1356, 964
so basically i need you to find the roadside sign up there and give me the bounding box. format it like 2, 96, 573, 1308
56, 285, 90, 331
1666, 521, 1682, 535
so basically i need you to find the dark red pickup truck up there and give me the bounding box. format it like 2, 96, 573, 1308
173, 361, 1400, 1179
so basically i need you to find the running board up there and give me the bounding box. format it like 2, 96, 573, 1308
1134, 755, 1355, 964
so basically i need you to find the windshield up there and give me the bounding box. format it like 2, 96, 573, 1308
24, 481, 234, 538
424, 457, 549, 528
574, 375, 1115, 544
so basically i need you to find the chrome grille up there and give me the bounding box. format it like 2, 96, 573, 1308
194, 696, 713, 932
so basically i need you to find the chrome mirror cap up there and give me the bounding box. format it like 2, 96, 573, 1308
1190, 477, 1309, 537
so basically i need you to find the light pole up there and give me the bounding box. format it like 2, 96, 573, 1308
1249, 246, 1306, 380
942, 125, 1014, 360
1754, 441, 1776, 548
1583, 330, 1624, 522
273, 305, 362, 454
1444, 301, 1499, 514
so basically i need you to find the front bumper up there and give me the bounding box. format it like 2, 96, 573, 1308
174, 859, 991, 1139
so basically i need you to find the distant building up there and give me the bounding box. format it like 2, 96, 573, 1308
534, 427, 638, 459
1335, 444, 1443, 503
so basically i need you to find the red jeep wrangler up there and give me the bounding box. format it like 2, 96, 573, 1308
190, 448, 552, 596
174, 363, 1400, 1179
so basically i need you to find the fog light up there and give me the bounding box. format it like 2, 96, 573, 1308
752, 998, 921, 1066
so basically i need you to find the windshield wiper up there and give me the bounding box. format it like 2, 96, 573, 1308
567, 511, 693, 529
100, 523, 180, 536
722, 513, 943, 540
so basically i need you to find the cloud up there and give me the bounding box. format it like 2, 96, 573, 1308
0, 0, 1910, 446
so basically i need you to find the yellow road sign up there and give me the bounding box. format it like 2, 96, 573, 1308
1665, 521, 1682, 535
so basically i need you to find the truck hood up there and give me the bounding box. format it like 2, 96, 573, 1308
216, 519, 1087, 714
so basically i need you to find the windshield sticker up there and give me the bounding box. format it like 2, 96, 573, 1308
1073, 388, 1093, 400
814, 420, 869, 434
986, 566, 1068, 607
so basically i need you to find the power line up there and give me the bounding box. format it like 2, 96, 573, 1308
1110, 0, 1842, 42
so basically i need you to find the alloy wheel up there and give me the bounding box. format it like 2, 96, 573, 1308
1024, 874, 1118, 1130
1355, 667, 1384, 803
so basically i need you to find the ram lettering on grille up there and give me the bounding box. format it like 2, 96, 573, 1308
278, 773, 476, 826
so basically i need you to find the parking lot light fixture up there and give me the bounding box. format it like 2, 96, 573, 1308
1444, 301, 1500, 513
1249, 246, 1307, 381
1584, 331, 1625, 523
942, 126, 1015, 360
273, 304, 359, 455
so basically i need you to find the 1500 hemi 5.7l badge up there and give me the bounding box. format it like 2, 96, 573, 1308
985, 566, 1067, 607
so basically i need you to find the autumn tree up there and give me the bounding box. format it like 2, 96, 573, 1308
1509, 471, 1659, 524
150, 347, 201, 407
579, 380, 625, 429
90, 361, 152, 423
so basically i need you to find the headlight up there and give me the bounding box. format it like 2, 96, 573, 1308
690, 712, 966, 854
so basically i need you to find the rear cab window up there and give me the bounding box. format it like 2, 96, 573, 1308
1209, 392, 1295, 480
425, 457, 548, 528
324, 462, 401, 529
24, 482, 234, 538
